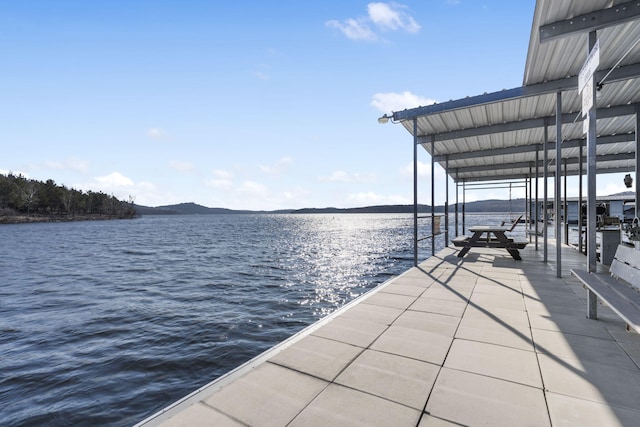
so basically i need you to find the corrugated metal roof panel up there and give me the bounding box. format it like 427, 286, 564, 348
393, 1, 638, 184
525, 0, 617, 84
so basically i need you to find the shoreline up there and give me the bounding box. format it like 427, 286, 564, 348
0, 214, 137, 224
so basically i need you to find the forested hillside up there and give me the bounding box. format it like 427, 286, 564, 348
0, 173, 137, 223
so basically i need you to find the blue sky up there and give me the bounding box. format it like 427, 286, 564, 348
1, 1, 630, 210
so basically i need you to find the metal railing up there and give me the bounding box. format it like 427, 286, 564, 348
414, 213, 446, 265
416, 214, 444, 242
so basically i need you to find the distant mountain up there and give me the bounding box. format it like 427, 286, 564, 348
135, 202, 293, 215
292, 199, 526, 214
135, 202, 248, 215
156, 202, 241, 214
133, 205, 180, 215
291, 205, 430, 214
458, 198, 526, 213
135, 199, 528, 216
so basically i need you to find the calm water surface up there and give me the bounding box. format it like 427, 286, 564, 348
0, 214, 516, 426
0, 213, 502, 426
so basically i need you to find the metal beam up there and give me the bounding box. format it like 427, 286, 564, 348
416, 103, 638, 144
393, 63, 640, 122
462, 179, 527, 188
432, 133, 634, 162
439, 156, 634, 175
447, 152, 636, 175
450, 164, 634, 183
539, 1, 640, 43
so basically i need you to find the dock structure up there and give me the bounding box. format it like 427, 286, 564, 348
137, 242, 640, 427
136, 0, 640, 424
381, 0, 640, 275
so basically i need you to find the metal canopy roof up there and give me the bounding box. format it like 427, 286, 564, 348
389, 0, 640, 184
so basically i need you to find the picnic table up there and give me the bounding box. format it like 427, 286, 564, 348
453, 225, 528, 260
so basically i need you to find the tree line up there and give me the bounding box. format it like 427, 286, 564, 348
0, 173, 138, 221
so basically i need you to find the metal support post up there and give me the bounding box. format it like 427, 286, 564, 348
587, 31, 598, 272
564, 159, 569, 245
529, 165, 533, 242
636, 106, 640, 220
413, 118, 418, 267
524, 176, 528, 238
579, 140, 584, 254
555, 91, 562, 276
462, 181, 466, 234
445, 156, 449, 247
431, 137, 436, 256
534, 147, 540, 251
455, 177, 459, 237
544, 122, 549, 262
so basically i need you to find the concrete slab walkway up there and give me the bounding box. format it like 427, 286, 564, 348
137, 241, 640, 427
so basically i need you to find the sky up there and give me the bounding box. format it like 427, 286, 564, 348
1, 1, 632, 210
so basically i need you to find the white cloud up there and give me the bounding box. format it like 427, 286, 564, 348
213, 169, 234, 179
399, 161, 437, 178
147, 128, 167, 140
253, 62, 271, 81
259, 157, 292, 174
75, 175, 169, 207
95, 171, 134, 187
348, 191, 384, 204
207, 170, 235, 190
368, 2, 420, 33
319, 170, 376, 183
253, 70, 270, 81
252, 48, 282, 80
371, 91, 437, 113
76, 171, 136, 199
326, 18, 378, 41
321, 171, 350, 182
327, 2, 420, 41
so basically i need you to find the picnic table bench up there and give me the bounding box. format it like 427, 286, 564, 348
452, 216, 527, 260
571, 244, 640, 333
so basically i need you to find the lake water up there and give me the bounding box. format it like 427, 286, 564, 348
0, 212, 508, 426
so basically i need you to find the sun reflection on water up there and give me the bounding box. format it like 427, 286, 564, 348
273, 214, 413, 318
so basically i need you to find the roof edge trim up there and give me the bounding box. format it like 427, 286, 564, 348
539, 0, 640, 43
392, 62, 640, 122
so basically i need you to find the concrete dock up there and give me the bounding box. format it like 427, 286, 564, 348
137, 241, 640, 426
